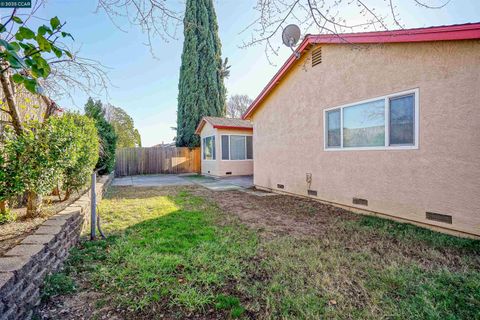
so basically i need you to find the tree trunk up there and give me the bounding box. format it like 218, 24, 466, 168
0, 201, 6, 215
52, 186, 60, 196
26, 191, 42, 218
41, 95, 57, 120
63, 189, 71, 201
0, 67, 23, 135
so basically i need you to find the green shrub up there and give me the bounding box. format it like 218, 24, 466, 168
0, 208, 16, 224
1, 113, 99, 217
84, 98, 117, 174
59, 113, 99, 199
2, 121, 68, 217
0, 140, 24, 211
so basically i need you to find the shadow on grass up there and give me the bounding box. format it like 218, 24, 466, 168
102, 185, 196, 200
45, 186, 480, 319
61, 189, 257, 318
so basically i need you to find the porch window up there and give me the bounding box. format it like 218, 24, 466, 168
221, 135, 253, 160
324, 89, 418, 150
202, 136, 215, 160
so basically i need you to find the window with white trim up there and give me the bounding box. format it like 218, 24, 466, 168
325, 90, 418, 150
221, 135, 253, 160
202, 136, 215, 160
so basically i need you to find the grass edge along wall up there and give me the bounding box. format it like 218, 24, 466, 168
245, 28, 480, 237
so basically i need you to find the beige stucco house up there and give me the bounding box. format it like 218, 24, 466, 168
242, 23, 480, 237
195, 117, 253, 177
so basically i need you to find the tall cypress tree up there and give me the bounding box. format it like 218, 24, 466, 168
176, 0, 226, 147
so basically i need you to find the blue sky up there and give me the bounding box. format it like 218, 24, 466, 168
9, 0, 480, 146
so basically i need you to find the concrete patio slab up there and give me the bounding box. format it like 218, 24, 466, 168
111, 174, 269, 194
111, 174, 194, 187
219, 176, 254, 188
197, 181, 244, 191
184, 175, 254, 191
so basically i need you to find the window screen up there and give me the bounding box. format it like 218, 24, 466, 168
230, 135, 246, 160
221, 135, 229, 160
326, 109, 341, 147
389, 94, 415, 145
343, 99, 385, 147
246, 136, 253, 159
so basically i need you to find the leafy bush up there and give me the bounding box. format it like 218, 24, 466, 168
0, 141, 24, 210
57, 113, 99, 199
1, 113, 99, 217
0, 208, 16, 225
2, 121, 68, 217
85, 98, 117, 174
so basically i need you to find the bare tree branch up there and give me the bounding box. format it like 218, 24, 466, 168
226, 94, 253, 119
96, 0, 183, 52
239, 0, 452, 64
41, 51, 111, 104
413, 0, 451, 9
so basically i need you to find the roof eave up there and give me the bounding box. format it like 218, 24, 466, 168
242, 22, 480, 120
213, 125, 253, 131
242, 36, 313, 120
194, 118, 207, 135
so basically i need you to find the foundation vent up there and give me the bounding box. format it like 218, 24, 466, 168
426, 212, 452, 224
307, 190, 317, 196
226, 172, 232, 175
277, 184, 285, 189
312, 47, 322, 67
353, 197, 368, 206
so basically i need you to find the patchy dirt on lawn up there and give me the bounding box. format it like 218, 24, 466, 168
193, 188, 359, 239
0, 189, 86, 256
192, 188, 479, 272
35, 185, 480, 319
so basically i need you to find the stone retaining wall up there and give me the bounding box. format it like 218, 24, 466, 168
0, 173, 114, 320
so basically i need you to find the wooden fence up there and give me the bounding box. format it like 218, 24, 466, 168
115, 147, 201, 177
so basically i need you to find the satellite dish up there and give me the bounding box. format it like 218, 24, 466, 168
282, 24, 301, 58
282, 24, 301, 47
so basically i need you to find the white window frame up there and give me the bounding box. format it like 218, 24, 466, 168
221, 134, 253, 161
323, 88, 419, 151
202, 135, 216, 161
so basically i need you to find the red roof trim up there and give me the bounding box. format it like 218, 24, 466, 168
213, 125, 253, 131
242, 22, 480, 119
195, 118, 253, 134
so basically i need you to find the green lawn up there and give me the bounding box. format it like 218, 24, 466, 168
43, 186, 480, 319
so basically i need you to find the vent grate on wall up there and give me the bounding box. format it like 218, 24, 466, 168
277, 184, 285, 189
312, 47, 322, 67
353, 197, 368, 206
307, 190, 317, 196
426, 212, 452, 224
226, 172, 232, 175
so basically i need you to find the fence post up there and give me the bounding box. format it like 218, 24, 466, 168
90, 172, 96, 240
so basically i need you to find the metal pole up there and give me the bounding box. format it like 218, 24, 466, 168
90, 172, 96, 240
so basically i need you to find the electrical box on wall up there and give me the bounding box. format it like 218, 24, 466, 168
306, 173, 312, 184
